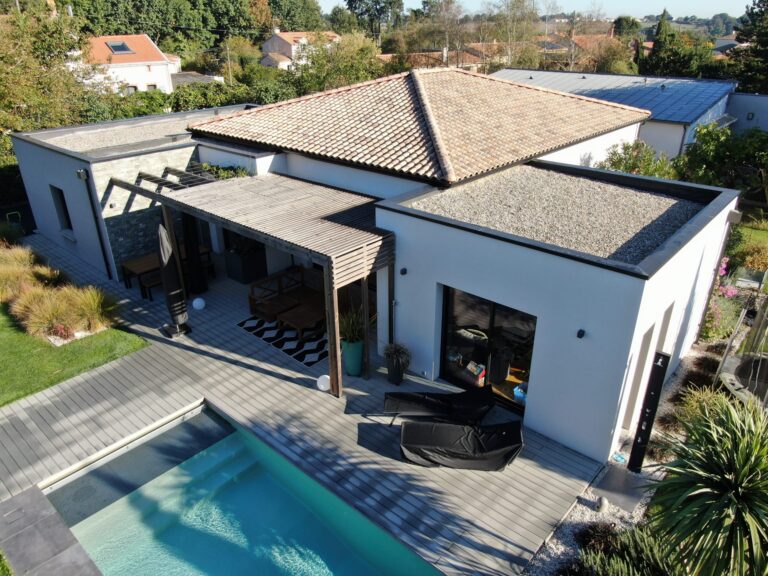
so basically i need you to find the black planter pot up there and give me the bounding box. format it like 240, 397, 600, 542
387, 356, 404, 384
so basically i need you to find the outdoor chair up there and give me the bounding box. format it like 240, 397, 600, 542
400, 420, 523, 471
383, 385, 494, 426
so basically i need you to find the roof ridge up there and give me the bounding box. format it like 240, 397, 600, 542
410, 69, 456, 183
189, 72, 411, 131
454, 68, 651, 116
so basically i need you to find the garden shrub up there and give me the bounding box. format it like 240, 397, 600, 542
655, 411, 681, 433
693, 355, 720, 375
651, 397, 768, 576
574, 521, 618, 553
0, 550, 12, 576
700, 293, 743, 340
31, 265, 68, 287
0, 222, 23, 245
681, 368, 715, 391
674, 388, 729, 427
577, 526, 683, 576
0, 265, 36, 303
60, 285, 117, 332
646, 438, 675, 463
11, 286, 77, 338
0, 246, 37, 267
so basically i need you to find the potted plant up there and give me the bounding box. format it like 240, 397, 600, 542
339, 306, 364, 377
384, 343, 410, 384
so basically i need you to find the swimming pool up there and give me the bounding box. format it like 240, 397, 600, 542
47, 409, 439, 576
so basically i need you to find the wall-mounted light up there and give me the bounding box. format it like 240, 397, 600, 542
400, 267, 408, 276
577, 329, 586, 339
747, 112, 755, 121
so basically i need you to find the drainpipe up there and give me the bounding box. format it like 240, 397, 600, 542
76, 168, 113, 280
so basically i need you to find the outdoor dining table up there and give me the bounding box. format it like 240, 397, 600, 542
121, 244, 212, 289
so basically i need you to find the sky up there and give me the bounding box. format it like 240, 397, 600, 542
317, 0, 743, 19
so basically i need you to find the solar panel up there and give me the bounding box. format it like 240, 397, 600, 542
106, 41, 133, 54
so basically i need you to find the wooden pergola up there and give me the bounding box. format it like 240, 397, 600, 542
112, 171, 395, 397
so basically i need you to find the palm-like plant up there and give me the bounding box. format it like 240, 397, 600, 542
651, 395, 768, 576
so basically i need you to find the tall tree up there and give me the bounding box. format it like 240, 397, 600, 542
346, 0, 402, 38
733, 0, 768, 93
613, 15, 640, 39
640, 9, 713, 77
329, 5, 358, 33
269, 0, 324, 30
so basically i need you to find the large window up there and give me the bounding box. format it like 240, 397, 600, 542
50, 185, 73, 232
441, 287, 537, 409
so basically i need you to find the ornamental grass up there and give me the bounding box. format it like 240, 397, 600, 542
10, 285, 77, 339
651, 395, 768, 576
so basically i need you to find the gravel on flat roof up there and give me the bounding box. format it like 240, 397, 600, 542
410, 165, 704, 264
29, 106, 248, 156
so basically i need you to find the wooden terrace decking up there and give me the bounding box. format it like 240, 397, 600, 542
0, 234, 602, 575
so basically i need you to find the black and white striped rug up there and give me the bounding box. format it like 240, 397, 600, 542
237, 316, 328, 367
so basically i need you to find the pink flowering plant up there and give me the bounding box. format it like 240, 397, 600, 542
701, 257, 744, 340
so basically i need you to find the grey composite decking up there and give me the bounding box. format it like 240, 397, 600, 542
0, 234, 602, 575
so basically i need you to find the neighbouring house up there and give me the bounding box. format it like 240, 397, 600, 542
171, 71, 225, 90
492, 69, 738, 158
260, 30, 341, 70
12, 69, 739, 463
85, 34, 177, 94
378, 49, 483, 70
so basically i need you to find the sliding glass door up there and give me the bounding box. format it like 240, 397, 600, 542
441, 287, 537, 409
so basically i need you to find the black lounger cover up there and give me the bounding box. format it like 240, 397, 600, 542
400, 420, 523, 471
383, 386, 494, 424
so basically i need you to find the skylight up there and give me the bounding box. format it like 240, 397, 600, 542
106, 41, 133, 54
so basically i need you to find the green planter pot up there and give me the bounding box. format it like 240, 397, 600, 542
341, 340, 364, 377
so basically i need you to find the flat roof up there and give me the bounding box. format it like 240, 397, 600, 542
15, 105, 251, 161
491, 69, 736, 124
407, 164, 705, 265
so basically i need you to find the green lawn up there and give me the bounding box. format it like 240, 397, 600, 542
740, 225, 768, 247
0, 305, 146, 407
0, 551, 13, 576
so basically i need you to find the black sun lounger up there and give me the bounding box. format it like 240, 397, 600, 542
383, 385, 494, 425
400, 420, 523, 471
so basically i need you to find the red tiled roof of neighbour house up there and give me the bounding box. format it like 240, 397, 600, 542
275, 31, 341, 45
189, 68, 650, 185
86, 34, 169, 65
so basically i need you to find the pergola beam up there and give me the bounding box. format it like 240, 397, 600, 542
324, 263, 343, 397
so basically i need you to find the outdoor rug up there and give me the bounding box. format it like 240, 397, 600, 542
237, 316, 328, 367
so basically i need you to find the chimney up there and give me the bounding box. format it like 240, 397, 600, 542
273, 26, 280, 34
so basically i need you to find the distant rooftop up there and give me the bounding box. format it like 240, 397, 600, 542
409, 165, 704, 265
491, 69, 737, 125
86, 34, 168, 66
19, 106, 250, 160
190, 68, 649, 185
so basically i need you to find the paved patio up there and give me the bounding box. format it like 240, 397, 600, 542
0, 233, 602, 575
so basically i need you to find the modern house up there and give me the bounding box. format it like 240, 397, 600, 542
260, 30, 341, 70
12, 69, 739, 463
492, 69, 738, 158
85, 34, 177, 94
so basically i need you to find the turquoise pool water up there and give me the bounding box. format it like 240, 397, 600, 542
70, 429, 439, 576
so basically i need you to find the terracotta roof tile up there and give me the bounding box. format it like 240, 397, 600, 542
189, 68, 649, 185
86, 34, 168, 65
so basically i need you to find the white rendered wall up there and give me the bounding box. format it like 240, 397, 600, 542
279, 154, 431, 199
538, 123, 640, 166
97, 62, 174, 93
638, 122, 686, 158
616, 199, 735, 435
683, 96, 730, 146
12, 139, 110, 275
196, 143, 286, 176
375, 207, 645, 462
728, 93, 768, 133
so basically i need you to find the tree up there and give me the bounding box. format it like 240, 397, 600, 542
329, 5, 358, 33
674, 124, 768, 203
613, 15, 640, 39
269, 0, 324, 30
345, 0, 402, 38
293, 32, 383, 94
651, 396, 768, 576
249, 0, 272, 30
732, 0, 768, 93
640, 9, 714, 77
495, 0, 539, 67
597, 141, 677, 179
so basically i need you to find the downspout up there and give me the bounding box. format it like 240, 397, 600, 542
76, 168, 113, 280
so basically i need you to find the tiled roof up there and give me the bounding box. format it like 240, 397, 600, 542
275, 31, 340, 45
189, 68, 649, 185
86, 34, 168, 65
492, 69, 737, 124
